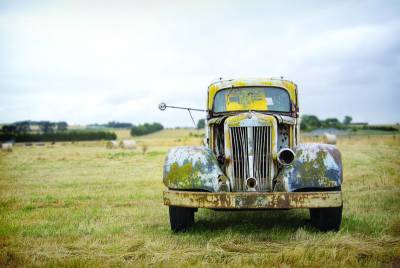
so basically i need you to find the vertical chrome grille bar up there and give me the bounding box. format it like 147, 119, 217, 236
239, 128, 243, 190
262, 126, 265, 190
254, 127, 259, 181
266, 127, 269, 190
265, 127, 271, 184
230, 128, 236, 189
265, 126, 268, 190
257, 127, 265, 190
261, 126, 265, 190
259, 127, 262, 184
235, 127, 241, 190
242, 127, 248, 183
262, 127, 265, 188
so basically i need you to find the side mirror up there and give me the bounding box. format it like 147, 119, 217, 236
159, 102, 167, 111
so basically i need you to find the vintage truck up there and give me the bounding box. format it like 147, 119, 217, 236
160, 78, 343, 232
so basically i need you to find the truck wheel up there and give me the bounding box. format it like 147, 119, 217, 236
309, 205, 342, 231
169, 206, 195, 232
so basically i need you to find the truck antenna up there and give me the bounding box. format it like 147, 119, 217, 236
158, 102, 206, 128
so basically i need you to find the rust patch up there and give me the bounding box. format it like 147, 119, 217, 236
164, 190, 342, 209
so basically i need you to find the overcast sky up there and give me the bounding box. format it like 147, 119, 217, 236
0, 0, 399, 127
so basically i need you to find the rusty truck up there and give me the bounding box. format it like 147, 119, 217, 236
160, 78, 343, 232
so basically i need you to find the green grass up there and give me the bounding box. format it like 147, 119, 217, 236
0, 134, 399, 267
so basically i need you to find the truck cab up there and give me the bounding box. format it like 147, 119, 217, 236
162, 78, 343, 232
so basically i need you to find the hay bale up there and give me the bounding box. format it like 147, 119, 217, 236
120, 140, 136, 149
106, 140, 119, 149
1, 143, 13, 152
323, 133, 337, 145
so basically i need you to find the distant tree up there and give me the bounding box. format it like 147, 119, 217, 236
131, 122, 164, 136
2, 124, 17, 133
56, 121, 68, 131
300, 115, 321, 130
107, 121, 133, 128
196, 119, 205, 129
322, 118, 341, 128
38, 121, 55, 133
343, 116, 352, 125
14, 121, 31, 132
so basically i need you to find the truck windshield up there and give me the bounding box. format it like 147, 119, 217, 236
213, 87, 291, 113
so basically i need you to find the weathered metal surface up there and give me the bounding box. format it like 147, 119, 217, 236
274, 143, 343, 192
163, 146, 229, 192
164, 190, 342, 209
208, 78, 298, 110
275, 115, 296, 125
162, 77, 343, 213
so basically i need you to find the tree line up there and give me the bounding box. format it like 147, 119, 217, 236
0, 121, 117, 142
130, 123, 164, 136
300, 115, 351, 131
300, 115, 397, 132
2, 121, 68, 133
88, 121, 133, 129
0, 131, 116, 142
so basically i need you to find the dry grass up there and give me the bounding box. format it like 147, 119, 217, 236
0, 131, 399, 267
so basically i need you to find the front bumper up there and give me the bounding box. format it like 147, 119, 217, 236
163, 190, 342, 209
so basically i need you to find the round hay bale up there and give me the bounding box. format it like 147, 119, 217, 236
1, 143, 13, 152
120, 140, 136, 149
106, 140, 119, 149
323, 133, 337, 145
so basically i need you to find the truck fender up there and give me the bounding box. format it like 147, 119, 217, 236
275, 143, 343, 192
163, 146, 229, 192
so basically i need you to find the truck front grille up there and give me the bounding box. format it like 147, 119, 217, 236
230, 126, 272, 191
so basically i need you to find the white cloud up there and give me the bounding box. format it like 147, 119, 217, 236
0, 0, 399, 126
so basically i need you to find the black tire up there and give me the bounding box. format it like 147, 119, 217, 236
169, 206, 195, 232
309, 205, 342, 232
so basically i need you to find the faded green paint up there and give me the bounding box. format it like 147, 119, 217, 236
298, 150, 326, 181
165, 161, 202, 189
275, 144, 342, 192
163, 146, 227, 192
295, 149, 337, 187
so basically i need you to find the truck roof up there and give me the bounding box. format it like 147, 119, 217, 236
207, 77, 298, 110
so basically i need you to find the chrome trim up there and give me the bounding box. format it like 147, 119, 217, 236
230, 126, 272, 191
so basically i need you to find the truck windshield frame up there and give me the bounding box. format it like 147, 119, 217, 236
212, 86, 292, 114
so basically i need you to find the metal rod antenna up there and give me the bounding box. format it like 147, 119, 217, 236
187, 109, 196, 128
159, 102, 205, 128
158, 102, 205, 112
168, 105, 205, 112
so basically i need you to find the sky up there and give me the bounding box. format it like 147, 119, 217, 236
0, 0, 399, 127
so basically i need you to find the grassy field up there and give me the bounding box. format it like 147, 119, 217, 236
0, 130, 399, 267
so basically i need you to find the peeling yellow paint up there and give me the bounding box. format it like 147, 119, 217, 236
208, 78, 298, 110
